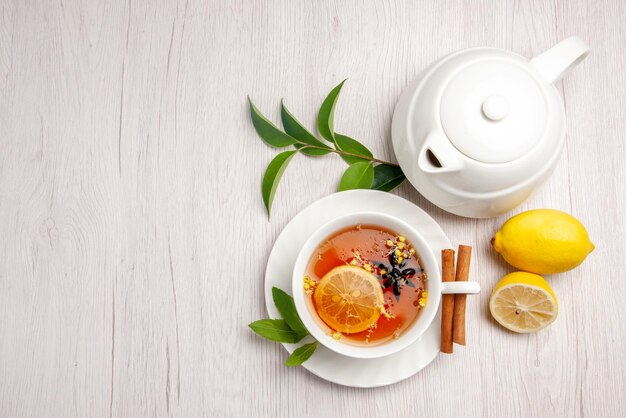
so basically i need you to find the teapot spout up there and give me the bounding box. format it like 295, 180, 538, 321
530, 37, 589, 84
418, 130, 464, 174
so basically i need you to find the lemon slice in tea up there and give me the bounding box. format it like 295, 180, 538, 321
314, 265, 384, 334
489, 272, 558, 333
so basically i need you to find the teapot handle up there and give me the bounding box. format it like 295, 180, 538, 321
530, 36, 589, 84
418, 130, 464, 174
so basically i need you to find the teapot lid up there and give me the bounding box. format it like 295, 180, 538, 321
440, 60, 548, 164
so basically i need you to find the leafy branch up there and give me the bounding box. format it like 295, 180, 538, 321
249, 80, 406, 218
249, 287, 318, 367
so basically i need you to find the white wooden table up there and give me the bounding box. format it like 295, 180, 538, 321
1, 1, 625, 417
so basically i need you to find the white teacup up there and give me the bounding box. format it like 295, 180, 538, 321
292, 212, 480, 359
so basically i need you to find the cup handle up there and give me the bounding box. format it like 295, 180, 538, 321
441, 281, 480, 294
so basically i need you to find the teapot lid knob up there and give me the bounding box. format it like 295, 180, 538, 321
481, 94, 509, 121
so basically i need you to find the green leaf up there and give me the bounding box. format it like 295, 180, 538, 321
335, 134, 373, 165
317, 80, 346, 143
281, 101, 332, 156
262, 150, 297, 217
248, 97, 297, 148
285, 342, 318, 366
272, 287, 308, 341
249, 319, 300, 343
338, 161, 374, 191
371, 164, 406, 192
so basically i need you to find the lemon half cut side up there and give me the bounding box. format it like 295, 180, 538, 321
489, 272, 558, 333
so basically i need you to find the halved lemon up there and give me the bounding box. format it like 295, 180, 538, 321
313, 266, 384, 334
489, 272, 558, 333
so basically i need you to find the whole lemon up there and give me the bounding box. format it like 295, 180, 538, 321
492, 209, 595, 274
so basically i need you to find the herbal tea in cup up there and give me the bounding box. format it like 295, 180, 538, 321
292, 212, 449, 359
303, 224, 428, 346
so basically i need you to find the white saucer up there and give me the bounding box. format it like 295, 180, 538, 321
264, 190, 450, 387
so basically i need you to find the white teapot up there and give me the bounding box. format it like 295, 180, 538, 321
391, 37, 589, 218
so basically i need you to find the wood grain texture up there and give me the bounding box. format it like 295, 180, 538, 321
1, 0, 625, 417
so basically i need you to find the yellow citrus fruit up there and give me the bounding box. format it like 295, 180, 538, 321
492, 209, 595, 274
489, 272, 558, 333
313, 266, 384, 334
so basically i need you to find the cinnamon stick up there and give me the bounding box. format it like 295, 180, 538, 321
440, 249, 455, 354
453, 245, 472, 345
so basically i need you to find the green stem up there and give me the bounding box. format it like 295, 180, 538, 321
300, 144, 400, 167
